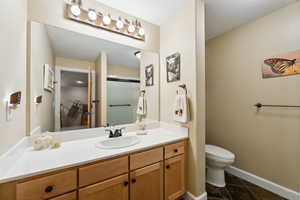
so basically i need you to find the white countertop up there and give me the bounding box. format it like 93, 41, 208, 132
0, 122, 188, 184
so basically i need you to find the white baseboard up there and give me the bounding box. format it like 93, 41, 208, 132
226, 166, 300, 200
185, 192, 207, 200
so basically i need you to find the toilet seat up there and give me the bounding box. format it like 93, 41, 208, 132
205, 145, 235, 161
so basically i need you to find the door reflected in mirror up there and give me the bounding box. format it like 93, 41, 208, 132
29, 21, 159, 134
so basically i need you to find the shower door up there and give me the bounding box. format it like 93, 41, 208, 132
107, 79, 140, 126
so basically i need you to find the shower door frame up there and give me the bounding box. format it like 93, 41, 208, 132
54, 66, 96, 131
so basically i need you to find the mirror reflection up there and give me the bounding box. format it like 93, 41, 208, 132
30, 22, 158, 134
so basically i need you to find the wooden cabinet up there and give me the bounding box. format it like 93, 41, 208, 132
164, 141, 185, 159
49, 192, 77, 200
79, 156, 128, 187
79, 174, 129, 200
130, 147, 163, 170
16, 169, 77, 200
130, 162, 164, 200
2, 140, 186, 200
164, 155, 185, 200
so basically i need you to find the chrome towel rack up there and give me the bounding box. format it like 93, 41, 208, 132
255, 103, 300, 108
178, 84, 187, 95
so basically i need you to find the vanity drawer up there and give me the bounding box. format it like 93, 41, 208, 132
165, 141, 185, 159
16, 169, 77, 200
130, 147, 163, 170
49, 191, 77, 200
79, 156, 128, 187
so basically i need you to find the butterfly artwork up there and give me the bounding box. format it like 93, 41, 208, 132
262, 50, 300, 78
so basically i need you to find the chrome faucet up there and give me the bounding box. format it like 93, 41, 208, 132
105, 127, 125, 138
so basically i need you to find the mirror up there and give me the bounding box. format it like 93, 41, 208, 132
29, 21, 159, 134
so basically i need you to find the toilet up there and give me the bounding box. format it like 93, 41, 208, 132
205, 144, 235, 187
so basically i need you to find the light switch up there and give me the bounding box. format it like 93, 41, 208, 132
6, 102, 13, 121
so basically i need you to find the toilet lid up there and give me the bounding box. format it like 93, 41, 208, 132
205, 145, 235, 160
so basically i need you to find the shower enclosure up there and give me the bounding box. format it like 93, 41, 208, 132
107, 78, 140, 126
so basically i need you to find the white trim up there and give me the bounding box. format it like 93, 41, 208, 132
226, 166, 300, 200
54, 66, 96, 131
185, 192, 207, 200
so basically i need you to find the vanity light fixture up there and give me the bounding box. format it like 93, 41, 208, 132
70, 4, 81, 17
102, 15, 112, 26
116, 17, 124, 30
65, 3, 145, 41
134, 51, 142, 59
128, 24, 136, 33
136, 21, 145, 36
87, 9, 97, 22
138, 28, 145, 36
34, 96, 43, 104
6, 91, 22, 121
76, 80, 84, 84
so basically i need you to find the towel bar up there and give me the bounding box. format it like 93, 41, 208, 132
109, 104, 131, 107
255, 103, 300, 108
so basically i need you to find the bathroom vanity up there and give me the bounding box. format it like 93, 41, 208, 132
0, 123, 188, 200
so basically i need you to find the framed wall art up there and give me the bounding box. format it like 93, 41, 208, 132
145, 64, 154, 86
166, 53, 180, 82
262, 50, 300, 78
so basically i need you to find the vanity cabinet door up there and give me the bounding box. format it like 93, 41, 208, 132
79, 174, 128, 200
49, 191, 77, 200
130, 162, 163, 200
16, 169, 77, 200
165, 155, 185, 200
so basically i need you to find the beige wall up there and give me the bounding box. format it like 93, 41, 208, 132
27, 0, 160, 53
140, 52, 160, 121
55, 57, 95, 70
160, 0, 206, 196
108, 65, 140, 79
29, 22, 55, 133
206, 2, 300, 191
0, 0, 27, 155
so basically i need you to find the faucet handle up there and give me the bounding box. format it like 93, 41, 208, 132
105, 129, 114, 138
114, 127, 125, 137
119, 127, 125, 132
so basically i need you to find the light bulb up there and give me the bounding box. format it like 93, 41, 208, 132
70, 5, 81, 17
102, 15, 111, 25
138, 28, 145, 36
128, 24, 136, 33
88, 10, 97, 22
116, 19, 124, 29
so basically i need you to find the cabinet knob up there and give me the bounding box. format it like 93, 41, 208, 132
123, 181, 129, 186
131, 178, 137, 183
173, 149, 178, 153
166, 165, 170, 169
44, 186, 53, 193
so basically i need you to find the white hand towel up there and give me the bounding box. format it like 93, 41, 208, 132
174, 88, 190, 123
137, 95, 147, 116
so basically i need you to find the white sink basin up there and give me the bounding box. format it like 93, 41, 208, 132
96, 136, 140, 149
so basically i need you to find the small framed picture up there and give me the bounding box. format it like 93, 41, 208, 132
145, 64, 154, 86
44, 64, 55, 92
166, 53, 180, 82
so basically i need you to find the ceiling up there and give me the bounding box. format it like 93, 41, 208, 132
94, 0, 185, 25
95, 0, 297, 40
205, 0, 297, 40
46, 25, 140, 68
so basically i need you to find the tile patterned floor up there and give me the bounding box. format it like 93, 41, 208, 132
207, 173, 287, 200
